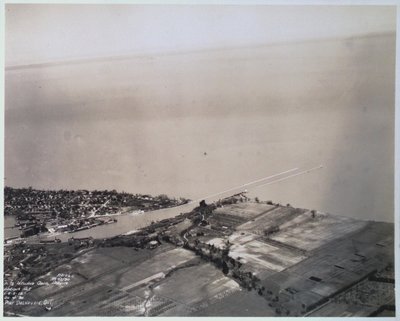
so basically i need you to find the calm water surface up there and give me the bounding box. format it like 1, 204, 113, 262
5, 34, 395, 224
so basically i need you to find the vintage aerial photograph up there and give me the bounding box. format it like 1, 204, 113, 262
3, 3, 396, 317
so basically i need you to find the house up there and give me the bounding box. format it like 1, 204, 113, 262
148, 240, 159, 249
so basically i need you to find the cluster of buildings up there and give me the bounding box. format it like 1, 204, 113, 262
13, 213, 48, 238
4, 187, 189, 239
5, 187, 188, 220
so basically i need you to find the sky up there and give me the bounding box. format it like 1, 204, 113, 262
5, 5, 396, 67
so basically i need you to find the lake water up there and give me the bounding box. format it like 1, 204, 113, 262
5, 33, 395, 223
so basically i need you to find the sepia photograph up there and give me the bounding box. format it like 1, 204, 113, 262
2, 2, 397, 317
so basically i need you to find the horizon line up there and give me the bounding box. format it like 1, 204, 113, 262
5, 30, 394, 71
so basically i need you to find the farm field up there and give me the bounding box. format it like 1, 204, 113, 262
4, 200, 395, 317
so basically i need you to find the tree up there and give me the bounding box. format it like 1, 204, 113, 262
222, 261, 229, 275
157, 194, 170, 203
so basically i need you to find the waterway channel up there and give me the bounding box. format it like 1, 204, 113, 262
28, 202, 196, 243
